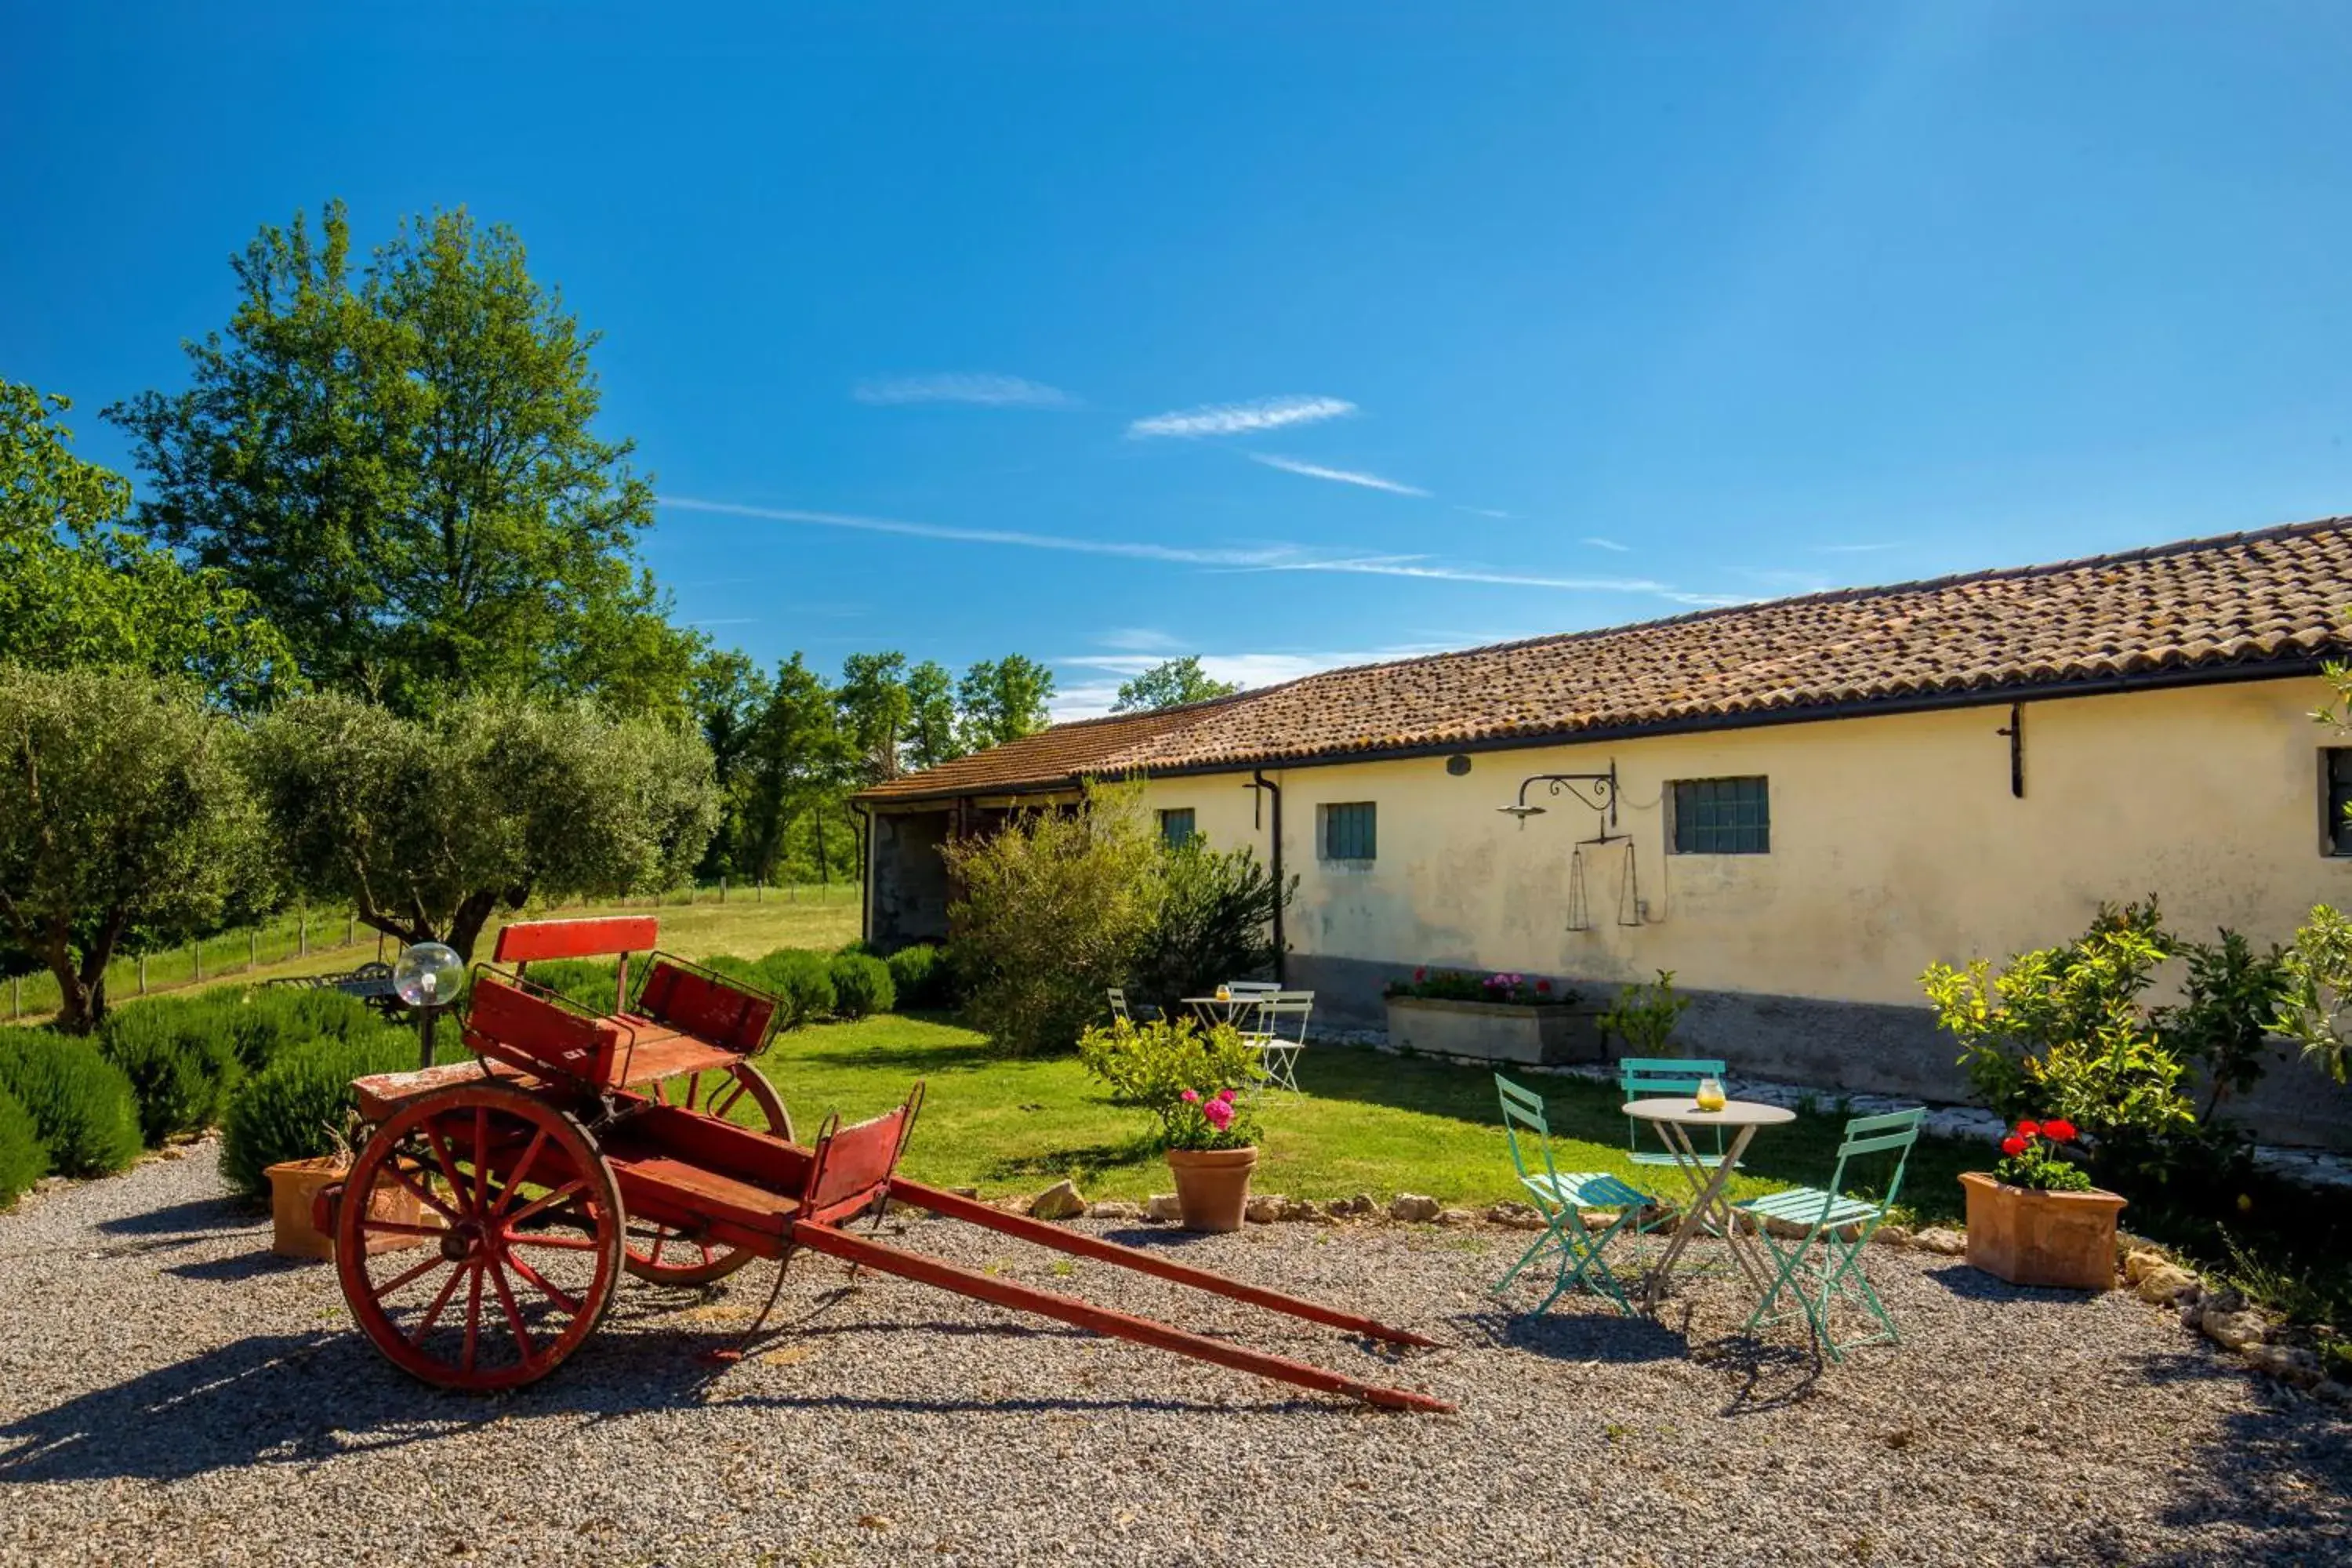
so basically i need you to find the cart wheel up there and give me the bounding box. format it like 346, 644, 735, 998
625, 1062, 792, 1287
335, 1082, 623, 1392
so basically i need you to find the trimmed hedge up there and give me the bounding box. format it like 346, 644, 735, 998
0, 1031, 143, 1178
99, 1000, 245, 1146
885, 943, 952, 1010
750, 949, 836, 1029
0, 1083, 45, 1209
828, 953, 895, 1019
209, 989, 388, 1073
219, 1028, 423, 1198
526, 958, 622, 1011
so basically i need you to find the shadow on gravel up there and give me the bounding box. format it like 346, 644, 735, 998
2131, 1349, 2352, 1564
1920, 1261, 2111, 1308
1449, 1305, 1686, 1366
165, 1251, 314, 1283
1690, 1338, 1823, 1417
94, 1196, 263, 1240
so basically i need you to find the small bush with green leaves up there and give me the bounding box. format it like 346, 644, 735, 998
219, 1028, 425, 1198
524, 958, 622, 1011
212, 989, 388, 1073
750, 949, 837, 1029
0, 1031, 144, 1178
886, 943, 953, 1010
0, 1082, 46, 1209
1077, 1016, 1263, 1138
828, 953, 896, 1019
99, 999, 245, 1145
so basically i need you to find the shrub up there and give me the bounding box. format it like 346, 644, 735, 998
886, 943, 952, 1010
526, 958, 622, 1011
219, 1028, 420, 1198
0, 1083, 46, 1208
1126, 839, 1293, 1013
99, 999, 245, 1145
827, 953, 895, 1019
0, 1030, 144, 1178
1077, 1016, 1264, 1134
946, 782, 1163, 1054
211, 989, 390, 1073
750, 949, 836, 1029
1598, 970, 1691, 1056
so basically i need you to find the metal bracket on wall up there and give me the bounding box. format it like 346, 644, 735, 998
1498, 763, 1624, 838
1996, 703, 2025, 798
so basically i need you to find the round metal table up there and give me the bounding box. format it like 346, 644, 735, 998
1622, 1096, 1795, 1312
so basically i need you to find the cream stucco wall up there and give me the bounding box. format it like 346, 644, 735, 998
1139, 677, 2350, 1007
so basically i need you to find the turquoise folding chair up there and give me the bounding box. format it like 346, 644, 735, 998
1493, 1074, 1651, 1316
1738, 1107, 1924, 1361
1617, 1057, 1733, 1234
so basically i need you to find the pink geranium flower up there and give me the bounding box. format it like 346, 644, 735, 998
1180, 1088, 1200, 1104
1203, 1098, 1235, 1131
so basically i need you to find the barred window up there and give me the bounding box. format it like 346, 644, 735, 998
1671, 776, 1769, 855
2326, 751, 2352, 856
1320, 801, 1377, 861
1158, 808, 1196, 848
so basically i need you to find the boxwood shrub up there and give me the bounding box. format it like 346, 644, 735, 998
0, 1030, 143, 1178
99, 999, 245, 1145
0, 1082, 46, 1209
828, 953, 895, 1019
750, 949, 836, 1029
219, 1027, 426, 1199
885, 943, 952, 1010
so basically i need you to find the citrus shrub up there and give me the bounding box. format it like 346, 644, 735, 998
827, 953, 895, 1019
0, 1083, 46, 1208
1076, 1016, 1263, 1132
0, 1030, 143, 1178
219, 1028, 426, 1198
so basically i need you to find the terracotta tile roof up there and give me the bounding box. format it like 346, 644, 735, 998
858, 517, 2352, 802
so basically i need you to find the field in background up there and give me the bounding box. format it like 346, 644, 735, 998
2, 884, 862, 1024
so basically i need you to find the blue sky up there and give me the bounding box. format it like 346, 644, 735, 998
7, 3, 2352, 717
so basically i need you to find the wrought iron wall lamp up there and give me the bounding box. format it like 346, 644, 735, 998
1498, 763, 1624, 842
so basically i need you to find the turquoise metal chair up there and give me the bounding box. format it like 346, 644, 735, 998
1617, 1057, 1733, 1235
1493, 1074, 1652, 1316
1738, 1107, 1924, 1361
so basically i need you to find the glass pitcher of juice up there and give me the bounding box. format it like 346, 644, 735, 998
1215, 983, 1231, 1002
1695, 1076, 1728, 1112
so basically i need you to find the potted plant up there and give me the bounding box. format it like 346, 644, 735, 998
1382, 967, 1601, 1064
1163, 1087, 1261, 1232
1596, 969, 1692, 1059
1078, 1016, 1265, 1231
1958, 1117, 2127, 1290
267, 1116, 424, 1261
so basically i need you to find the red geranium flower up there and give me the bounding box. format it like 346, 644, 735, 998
2044, 1118, 2078, 1142
1414, 967, 1427, 982
1535, 980, 1552, 993
2001, 1134, 2028, 1157
2016, 1119, 2041, 1138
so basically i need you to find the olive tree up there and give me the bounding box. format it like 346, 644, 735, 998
246, 691, 719, 960
0, 666, 269, 1032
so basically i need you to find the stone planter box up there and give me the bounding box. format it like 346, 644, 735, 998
1383, 996, 1605, 1065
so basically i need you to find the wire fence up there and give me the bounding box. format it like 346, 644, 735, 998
2, 880, 862, 1023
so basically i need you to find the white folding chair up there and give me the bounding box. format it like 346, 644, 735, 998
1245, 993, 1314, 1094
1107, 986, 1157, 1024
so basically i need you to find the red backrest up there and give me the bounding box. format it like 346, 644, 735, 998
637, 960, 776, 1053
493, 917, 660, 965
802, 1103, 913, 1225
463, 972, 625, 1085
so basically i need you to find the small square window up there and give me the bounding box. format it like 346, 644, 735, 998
1671, 776, 1769, 855
1320, 801, 1377, 861
2325, 751, 2352, 857
1158, 808, 1196, 848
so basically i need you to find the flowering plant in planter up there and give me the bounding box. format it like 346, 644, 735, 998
1991, 1117, 2092, 1192
1383, 967, 1582, 1007
1166, 1086, 1260, 1152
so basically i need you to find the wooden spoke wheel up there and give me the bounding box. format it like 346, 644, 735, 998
335, 1083, 623, 1392
623, 1062, 792, 1287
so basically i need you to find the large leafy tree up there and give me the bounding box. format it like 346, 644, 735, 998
0, 666, 270, 1032
734, 654, 851, 881
904, 659, 963, 771
1111, 655, 1239, 713
108, 200, 699, 717
245, 691, 720, 960
1, 381, 290, 703
956, 654, 1056, 751
837, 650, 913, 782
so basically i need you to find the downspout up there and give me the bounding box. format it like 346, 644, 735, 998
858, 802, 875, 948
1253, 768, 1284, 985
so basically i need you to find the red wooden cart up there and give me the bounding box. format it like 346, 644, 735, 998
318, 917, 1450, 1411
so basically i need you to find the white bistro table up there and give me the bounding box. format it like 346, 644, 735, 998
1181, 994, 1264, 1028
1622, 1096, 1795, 1313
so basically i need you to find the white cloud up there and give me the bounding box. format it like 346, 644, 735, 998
661, 496, 1679, 597
1098, 627, 1184, 652
1127, 394, 1355, 439
1455, 506, 1515, 519
853, 373, 1074, 408
1581, 536, 1632, 553
1250, 453, 1431, 497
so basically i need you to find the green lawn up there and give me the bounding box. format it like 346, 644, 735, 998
750, 1013, 1977, 1225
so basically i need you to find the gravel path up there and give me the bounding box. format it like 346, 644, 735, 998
2, 1143, 2345, 1567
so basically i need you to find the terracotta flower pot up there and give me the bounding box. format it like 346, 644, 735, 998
1958, 1171, 2126, 1290
267, 1156, 425, 1261
1166, 1146, 1258, 1233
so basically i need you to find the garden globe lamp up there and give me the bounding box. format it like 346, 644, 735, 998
394, 942, 467, 1069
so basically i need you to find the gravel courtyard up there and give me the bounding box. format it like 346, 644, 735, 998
2, 1142, 2345, 1568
